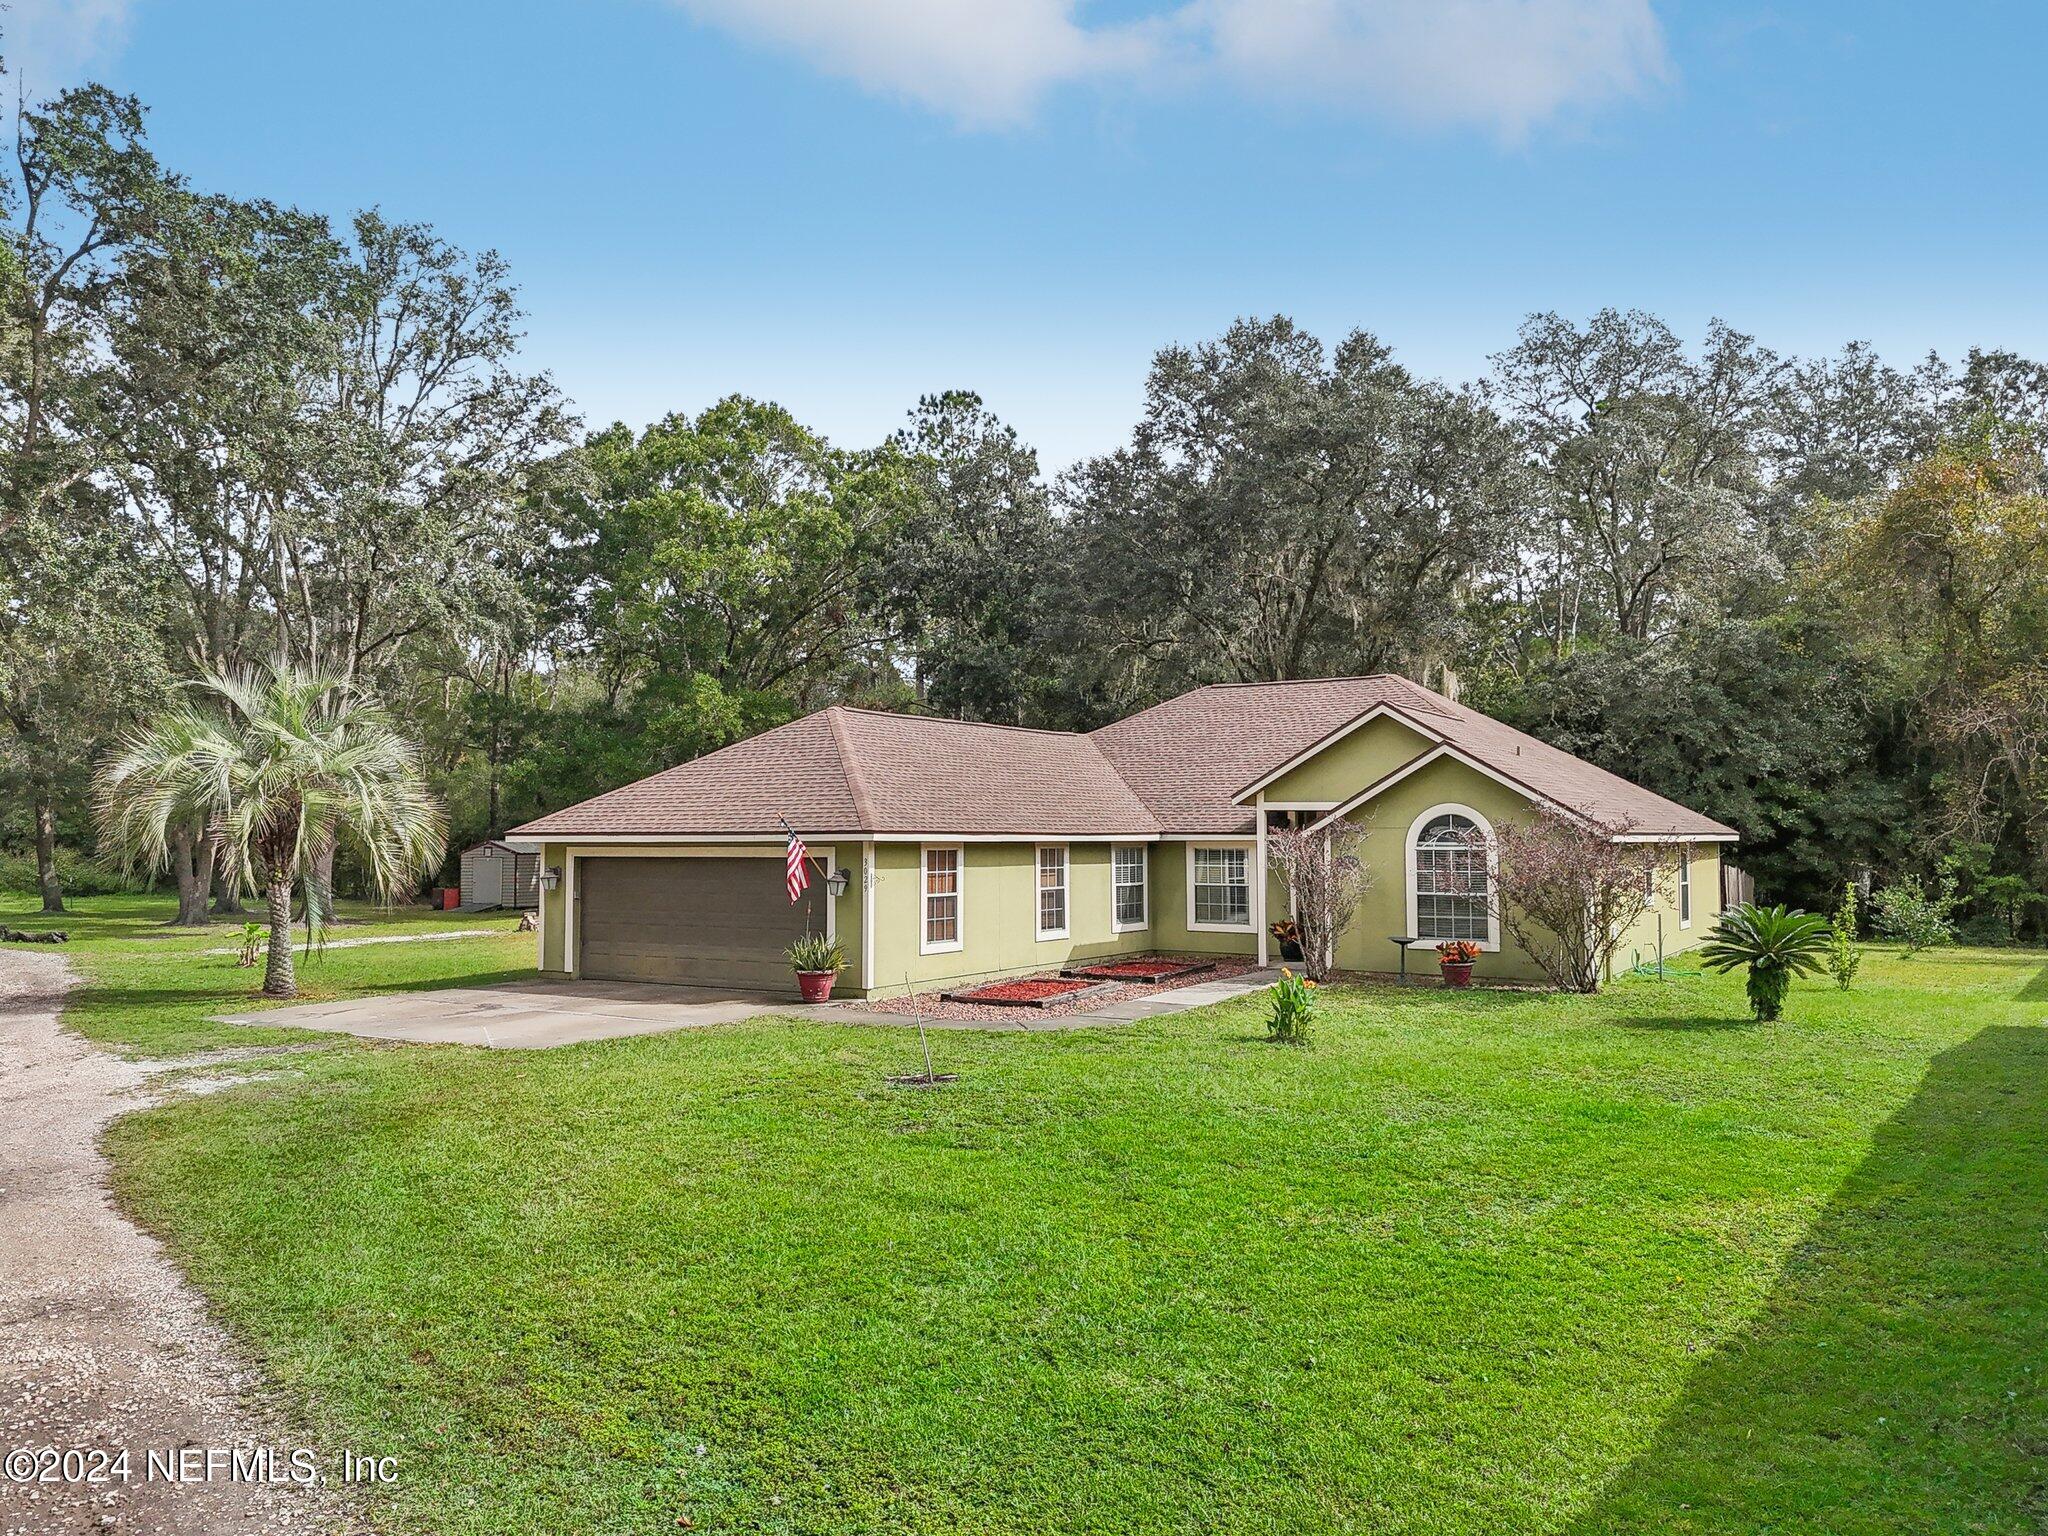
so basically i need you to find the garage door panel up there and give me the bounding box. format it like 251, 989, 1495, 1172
577, 856, 818, 989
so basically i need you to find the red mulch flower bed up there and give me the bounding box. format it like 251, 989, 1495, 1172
1066, 958, 1216, 983
950, 977, 1095, 1004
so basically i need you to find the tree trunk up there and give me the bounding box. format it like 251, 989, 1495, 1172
261, 871, 297, 998
211, 856, 246, 916
168, 819, 213, 926
34, 793, 63, 914
307, 824, 337, 927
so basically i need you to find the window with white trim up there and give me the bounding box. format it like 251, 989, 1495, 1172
1191, 846, 1251, 927
1113, 845, 1148, 930
1678, 846, 1692, 927
1413, 812, 1490, 943
1036, 845, 1068, 939
923, 847, 961, 951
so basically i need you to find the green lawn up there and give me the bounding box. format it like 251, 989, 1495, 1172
2, 889, 533, 1056
36, 894, 2048, 1534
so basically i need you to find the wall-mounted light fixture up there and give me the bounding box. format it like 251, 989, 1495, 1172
825, 868, 851, 897
539, 866, 563, 892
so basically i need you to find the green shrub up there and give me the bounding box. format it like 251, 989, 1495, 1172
1700, 902, 1830, 1022
1266, 968, 1317, 1045
784, 932, 846, 973
1870, 873, 1958, 955
0, 849, 138, 897
1826, 882, 1862, 991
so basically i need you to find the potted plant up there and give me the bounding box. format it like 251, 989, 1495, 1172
1436, 939, 1480, 988
785, 932, 846, 1002
1269, 917, 1304, 962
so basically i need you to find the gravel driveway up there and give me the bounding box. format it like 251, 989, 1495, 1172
0, 948, 363, 1535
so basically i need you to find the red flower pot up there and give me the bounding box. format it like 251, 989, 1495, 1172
796, 969, 838, 1003
1440, 961, 1474, 989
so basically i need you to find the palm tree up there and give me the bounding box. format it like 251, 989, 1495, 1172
97, 662, 444, 998
1699, 902, 1832, 1022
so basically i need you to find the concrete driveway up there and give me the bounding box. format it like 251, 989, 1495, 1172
217, 977, 802, 1049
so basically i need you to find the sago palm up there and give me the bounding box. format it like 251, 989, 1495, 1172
1699, 902, 1831, 1022
96, 662, 445, 998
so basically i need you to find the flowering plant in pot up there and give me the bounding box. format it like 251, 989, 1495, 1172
1268, 917, 1304, 961
785, 932, 846, 1002
1436, 940, 1480, 988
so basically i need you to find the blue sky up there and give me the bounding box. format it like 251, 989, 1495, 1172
16, 0, 2045, 467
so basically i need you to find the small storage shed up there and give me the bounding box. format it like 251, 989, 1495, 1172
458, 839, 542, 910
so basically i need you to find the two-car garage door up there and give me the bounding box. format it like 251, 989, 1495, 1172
576, 856, 817, 990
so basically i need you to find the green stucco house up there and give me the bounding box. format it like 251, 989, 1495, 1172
510, 676, 1737, 996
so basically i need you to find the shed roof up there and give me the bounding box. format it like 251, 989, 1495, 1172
464, 839, 540, 856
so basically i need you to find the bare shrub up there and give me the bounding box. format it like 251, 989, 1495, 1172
1267, 820, 1371, 981
1483, 811, 1661, 993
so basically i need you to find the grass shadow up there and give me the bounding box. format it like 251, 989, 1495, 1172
1616, 1014, 1756, 1032
2019, 965, 2048, 1000
1566, 1023, 2048, 1534
341, 964, 534, 999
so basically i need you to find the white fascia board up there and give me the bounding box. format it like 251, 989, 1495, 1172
869, 832, 1159, 843
525, 830, 1163, 847
1613, 832, 1741, 844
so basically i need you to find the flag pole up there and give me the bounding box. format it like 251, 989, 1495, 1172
779, 816, 815, 936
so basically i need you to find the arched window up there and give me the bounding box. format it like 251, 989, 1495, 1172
1409, 806, 1495, 947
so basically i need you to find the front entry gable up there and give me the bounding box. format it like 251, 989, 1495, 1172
1252, 711, 1442, 806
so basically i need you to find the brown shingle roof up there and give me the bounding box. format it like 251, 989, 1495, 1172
509, 706, 1161, 839
1090, 676, 1454, 837
512, 678, 1736, 843
1093, 676, 1737, 839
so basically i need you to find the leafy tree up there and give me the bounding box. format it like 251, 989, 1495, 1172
1489, 311, 1777, 649
885, 391, 1057, 723
0, 81, 183, 910
110, 193, 339, 676
0, 501, 166, 910
0, 84, 181, 536
265, 214, 570, 915
1935, 840, 2044, 943
1470, 616, 1909, 910
96, 663, 444, 996
1059, 317, 1521, 713
1700, 902, 1831, 1021
1825, 431, 2048, 888
1869, 872, 1959, 956
1764, 342, 1948, 507
267, 213, 572, 691
561, 398, 917, 734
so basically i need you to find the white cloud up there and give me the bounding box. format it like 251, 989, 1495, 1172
668, 0, 1667, 135
1190, 0, 1666, 135
669, 0, 1163, 129
3, 0, 135, 98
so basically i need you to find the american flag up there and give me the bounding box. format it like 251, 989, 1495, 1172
784, 824, 811, 904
